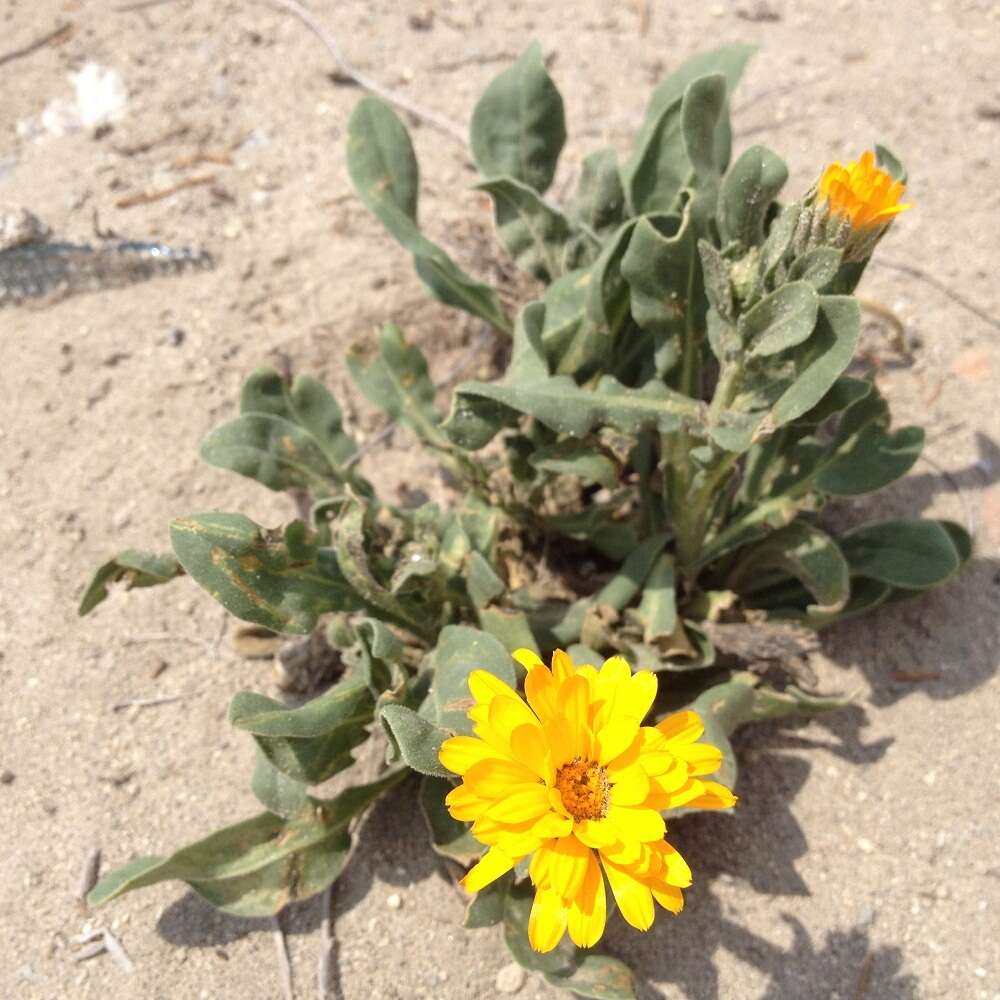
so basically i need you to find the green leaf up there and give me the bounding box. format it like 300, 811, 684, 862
477, 606, 541, 655
718, 145, 788, 248
88, 769, 406, 916
333, 496, 436, 640
378, 704, 451, 777
729, 521, 850, 615
476, 176, 586, 282
78, 549, 182, 616
464, 871, 512, 929
839, 519, 962, 589
346, 324, 448, 449
634, 553, 677, 642
447, 373, 700, 449
621, 210, 700, 372
621, 92, 687, 216
419, 775, 483, 865
586, 220, 638, 334
541, 268, 606, 378
552, 534, 668, 646
571, 148, 625, 237
250, 750, 308, 818
740, 282, 819, 358
170, 513, 365, 634
470, 41, 566, 194
347, 97, 511, 334
529, 441, 618, 489
875, 143, 907, 184
431, 625, 516, 734
467, 551, 507, 608
787, 247, 842, 291
631, 45, 754, 188
238, 368, 362, 473
545, 955, 637, 1000
229, 676, 373, 783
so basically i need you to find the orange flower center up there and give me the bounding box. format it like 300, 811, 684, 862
556, 757, 610, 821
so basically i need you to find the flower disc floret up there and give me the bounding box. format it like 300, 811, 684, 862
438, 648, 737, 952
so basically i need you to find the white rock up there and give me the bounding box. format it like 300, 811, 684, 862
386, 892, 402, 910
495, 962, 526, 994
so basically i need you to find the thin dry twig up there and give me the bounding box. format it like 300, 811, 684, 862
115, 174, 216, 208
111, 693, 194, 712
259, 0, 467, 145
71, 941, 107, 962
102, 929, 135, 974
77, 846, 102, 907
871, 258, 1000, 334
0, 21, 74, 68
317, 884, 334, 1000
121, 632, 212, 651
114, 0, 184, 12
272, 914, 294, 1000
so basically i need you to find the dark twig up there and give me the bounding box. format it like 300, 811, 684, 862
260, 0, 467, 145
114, 174, 215, 209
0, 22, 73, 68
111, 693, 194, 712
871, 258, 1000, 334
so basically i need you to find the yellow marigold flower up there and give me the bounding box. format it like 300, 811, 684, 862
817, 150, 910, 231
438, 649, 736, 952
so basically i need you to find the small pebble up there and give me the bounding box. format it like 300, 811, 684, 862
496, 962, 526, 994
856, 837, 875, 854
386, 893, 402, 910
0, 769, 15, 784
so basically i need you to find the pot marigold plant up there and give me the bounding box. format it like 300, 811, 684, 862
80, 43, 971, 995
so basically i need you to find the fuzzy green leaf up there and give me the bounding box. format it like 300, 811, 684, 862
729, 521, 850, 615
545, 955, 637, 1000
839, 519, 962, 589
464, 871, 512, 929
230, 676, 373, 784
470, 41, 566, 194
634, 553, 677, 642
529, 441, 618, 489
476, 176, 587, 282
88, 769, 406, 916
419, 775, 483, 865
718, 145, 788, 248
378, 704, 451, 777
78, 550, 182, 616
431, 625, 516, 734
250, 750, 309, 818
347, 97, 511, 333
740, 282, 819, 358
170, 514, 365, 634
571, 148, 625, 237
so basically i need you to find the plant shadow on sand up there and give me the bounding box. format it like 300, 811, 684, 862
605, 713, 913, 1000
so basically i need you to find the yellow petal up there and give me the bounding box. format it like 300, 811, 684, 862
486, 783, 552, 823
524, 662, 559, 722
510, 723, 555, 783
606, 804, 665, 843
609, 765, 650, 807
573, 818, 617, 849
438, 735, 507, 776
550, 649, 576, 684
559, 674, 592, 758
652, 840, 692, 887
445, 783, 489, 822
513, 648, 544, 671
656, 710, 703, 745
567, 850, 607, 949
464, 758, 539, 798
671, 741, 724, 776
468, 669, 519, 706
462, 846, 515, 893
595, 717, 639, 766
601, 858, 655, 931
528, 887, 568, 953
532, 812, 573, 839
546, 834, 592, 900
684, 780, 737, 810
543, 716, 577, 768
652, 885, 684, 914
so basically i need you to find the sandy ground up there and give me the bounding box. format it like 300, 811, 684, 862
2, 1, 999, 998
